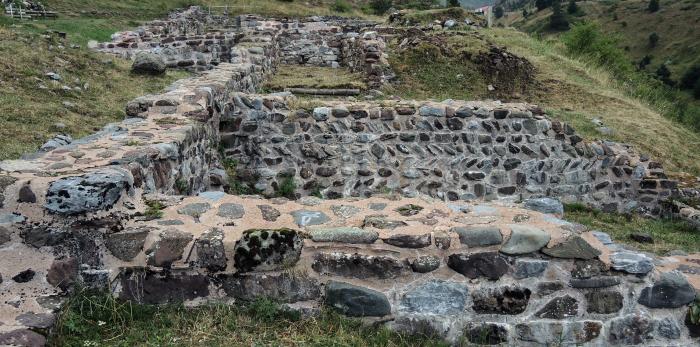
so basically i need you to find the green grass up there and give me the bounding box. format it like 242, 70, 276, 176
263, 65, 367, 91
564, 203, 700, 255
50, 290, 447, 347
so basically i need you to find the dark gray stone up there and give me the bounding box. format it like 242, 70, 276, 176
0, 329, 46, 347
21, 226, 68, 248
608, 312, 654, 345
217, 203, 245, 219
312, 252, 405, 279
409, 255, 441, 273
512, 258, 549, 279
448, 252, 509, 280
45, 168, 131, 215
542, 235, 601, 260
46, 257, 78, 291
106, 226, 151, 261
146, 229, 193, 267
401, 280, 468, 315
610, 251, 654, 274
18, 184, 36, 203
132, 52, 167, 75
452, 226, 502, 247
16, 312, 55, 329
309, 227, 378, 244
523, 197, 564, 215
221, 272, 320, 303
500, 225, 550, 255
535, 295, 578, 319
383, 233, 431, 248
638, 271, 696, 308
197, 228, 227, 272
12, 269, 35, 283
586, 290, 623, 314
325, 281, 391, 317
657, 317, 681, 340
472, 286, 531, 314
570, 276, 621, 288
465, 323, 508, 345
120, 270, 209, 304
233, 228, 302, 272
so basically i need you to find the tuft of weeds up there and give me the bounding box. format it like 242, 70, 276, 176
563, 203, 700, 255
49, 289, 447, 346
144, 200, 164, 219
275, 175, 297, 200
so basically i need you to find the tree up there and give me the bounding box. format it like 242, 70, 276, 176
522, 8, 529, 18
648, 32, 659, 48
648, 0, 659, 13
448, 0, 460, 7
370, 0, 392, 14
535, 0, 552, 11
549, 1, 569, 30
494, 6, 504, 18
680, 65, 700, 90
656, 64, 673, 86
567, 0, 579, 14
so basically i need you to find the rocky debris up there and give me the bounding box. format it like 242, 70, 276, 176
609, 251, 654, 274
40, 134, 72, 152
408, 255, 441, 273
535, 295, 578, 319
308, 227, 378, 244
512, 258, 549, 279
46, 257, 78, 291
146, 229, 193, 267
382, 233, 431, 248
312, 252, 405, 279
433, 232, 451, 250
472, 286, 531, 314
400, 280, 469, 315
233, 229, 302, 272
448, 252, 509, 280
45, 168, 132, 215
291, 210, 330, 227
325, 281, 391, 317
586, 290, 624, 314
638, 271, 696, 308
537, 282, 565, 296
523, 198, 564, 216
452, 226, 502, 247
221, 272, 320, 303
132, 52, 167, 75
257, 204, 281, 221
21, 225, 68, 248
217, 203, 245, 219
464, 323, 508, 345
657, 317, 682, 340
542, 235, 601, 260
500, 225, 550, 255
608, 312, 654, 345
106, 226, 151, 261
196, 228, 227, 272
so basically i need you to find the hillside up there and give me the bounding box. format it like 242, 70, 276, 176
500, 0, 700, 81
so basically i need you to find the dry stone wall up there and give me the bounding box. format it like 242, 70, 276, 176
221, 96, 674, 216
0, 6, 698, 346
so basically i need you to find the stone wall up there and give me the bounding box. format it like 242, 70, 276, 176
220, 97, 674, 216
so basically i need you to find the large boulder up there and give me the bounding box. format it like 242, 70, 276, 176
45, 168, 132, 215
132, 52, 166, 75
638, 271, 696, 308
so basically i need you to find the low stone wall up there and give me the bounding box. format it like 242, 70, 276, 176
220, 97, 674, 216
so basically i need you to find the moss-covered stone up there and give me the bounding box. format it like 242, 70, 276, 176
233, 228, 302, 272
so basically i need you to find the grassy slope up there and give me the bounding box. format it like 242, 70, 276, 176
263, 65, 367, 91
503, 0, 700, 78
386, 26, 700, 176
51, 292, 447, 346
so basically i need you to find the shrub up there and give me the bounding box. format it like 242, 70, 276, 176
535, 0, 552, 11
648, 32, 659, 48
332, 0, 351, 12
370, 0, 392, 14
656, 64, 673, 86
494, 6, 504, 18
680, 65, 700, 90
549, 1, 570, 31
448, 0, 460, 7
637, 55, 652, 70
648, 0, 659, 12
567, 0, 578, 14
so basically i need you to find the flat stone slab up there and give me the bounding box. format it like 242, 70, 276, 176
308, 227, 378, 244
501, 225, 550, 255
400, 280, 469, 315
291, 210, 330, 227
610, 251, 654, 274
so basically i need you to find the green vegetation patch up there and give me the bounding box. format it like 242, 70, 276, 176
50, 290, 447, 347
564, 203, 700, 255
263, 65, 367, 91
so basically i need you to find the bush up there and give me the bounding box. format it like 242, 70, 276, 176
535, 0, 552, 11
332, 0, 351, 12
549, 1, 569, 31
637, 55, 652, 70
648, 32, 659, 48
680, 65, 700, 90
494, 6, 504, 18
370, 0, 392, 14
448, 0, 460, 7
656, 64, 673, 86
567, 0, 578, 14
648, 0, 659, 12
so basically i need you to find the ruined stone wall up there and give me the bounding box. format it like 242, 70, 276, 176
220, 97, 674, 215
